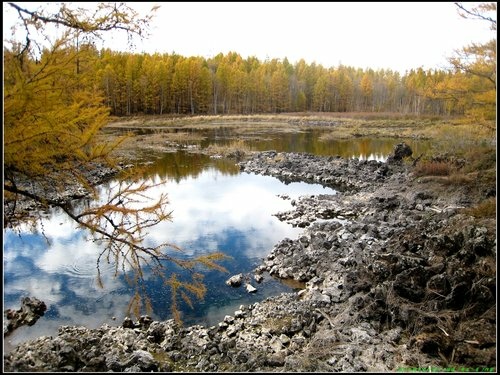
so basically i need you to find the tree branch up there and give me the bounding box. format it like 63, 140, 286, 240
455, 2, 497, 30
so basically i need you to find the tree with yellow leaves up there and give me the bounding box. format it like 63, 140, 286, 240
3, 2, 228, 322
447, 2, 496, 123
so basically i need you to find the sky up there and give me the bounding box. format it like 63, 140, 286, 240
2, 2, 496, 74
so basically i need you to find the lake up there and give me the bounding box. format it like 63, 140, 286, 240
3, 126, 431, 351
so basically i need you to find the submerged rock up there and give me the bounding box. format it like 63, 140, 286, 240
245, 283, 257, 293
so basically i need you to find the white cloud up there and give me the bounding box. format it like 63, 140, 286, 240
5, 276, 63, 308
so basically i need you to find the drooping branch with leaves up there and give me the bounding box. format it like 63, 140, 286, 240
4, 1, 158, 221
447, 2, 497, 122
3, 2, 228, 322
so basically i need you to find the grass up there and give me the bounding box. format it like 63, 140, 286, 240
262, 315, 293, 334
102, 113, 496, 191
106, 113, 495, 153
320, 117, 496, 143
106, 113, 306, 130
106, 112, 458, 132
463, 198, 496, 219
412, 132, 496, 190
204, 139, 251, 158
414, 162, 453, 177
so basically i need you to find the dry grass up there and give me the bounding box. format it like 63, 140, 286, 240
106, 114, 305, 130
462, 198, 496, 219
106, 114, 495, 159
103, 114, 496, 188
414, 162, 453, 177
204, 139, 251, 157
319, 116, 496, 146
461, 147, 497, 173
442, 173, 476, 185
161, 131, 206, 144
106, 113, 458, 134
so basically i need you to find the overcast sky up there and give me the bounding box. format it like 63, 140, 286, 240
3, 2, 495, 73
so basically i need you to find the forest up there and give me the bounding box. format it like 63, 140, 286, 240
4, 43, 496, 120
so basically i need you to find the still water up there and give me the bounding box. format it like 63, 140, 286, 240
3, 128, 430, 350
3, 154, 335, 349
132, 126, 431, 162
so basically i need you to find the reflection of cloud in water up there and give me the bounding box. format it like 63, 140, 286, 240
140, 170, 332, 259
5, 291, 135, 351
354, 153, 387, 162
36, 235, 106, 276
4, 167, 334, 348
5, 275, 63, 308
55, 292, 136, 325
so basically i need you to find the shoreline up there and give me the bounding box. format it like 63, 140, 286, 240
4, 147, 496, 372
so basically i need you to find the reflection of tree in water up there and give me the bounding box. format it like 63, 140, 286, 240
6, 166, 229, 323
140, 151, 240, 182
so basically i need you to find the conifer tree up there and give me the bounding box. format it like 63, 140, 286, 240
3, 2, 227, 322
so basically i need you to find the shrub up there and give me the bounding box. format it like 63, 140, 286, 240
205, 139, 250, 158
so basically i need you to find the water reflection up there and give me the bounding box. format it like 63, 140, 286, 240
4, 128, 431, 351
108, 126, 431, 161
4, 162, 335, 349
143, 151, 240, 182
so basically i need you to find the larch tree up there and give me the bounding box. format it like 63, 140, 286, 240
360, 72, 374, 111
3, 2, 227, 322
447, 2, 497, 123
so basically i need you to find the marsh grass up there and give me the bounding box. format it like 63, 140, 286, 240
461, 146, 497, 173
106, 114, 307, 129
319, 116, 495, 147
161, 131, 206, 144
104, 114, 496, 188
106, 113, 494, 152
205, 139, 251, 157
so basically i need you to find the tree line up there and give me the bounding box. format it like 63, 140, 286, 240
5, 44, 494, 120
89, 49, 496, 119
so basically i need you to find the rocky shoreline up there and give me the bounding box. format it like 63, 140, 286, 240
4, 147, 496, 372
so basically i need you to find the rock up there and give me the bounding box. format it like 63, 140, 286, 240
226, 274, 244, 287
234, 310, 246, 319
139, 315, 153, 329
254, 274, 264, 283
122, 317, 135, 329
245, 283, 257, 293
4, 296, 47, 336
123, 350, 158, 372
387, 142, 412, 163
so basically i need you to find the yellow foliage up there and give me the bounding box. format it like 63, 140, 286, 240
194, 253, 231, 273
4, 41, 113, 189
4, 3, 229, 325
